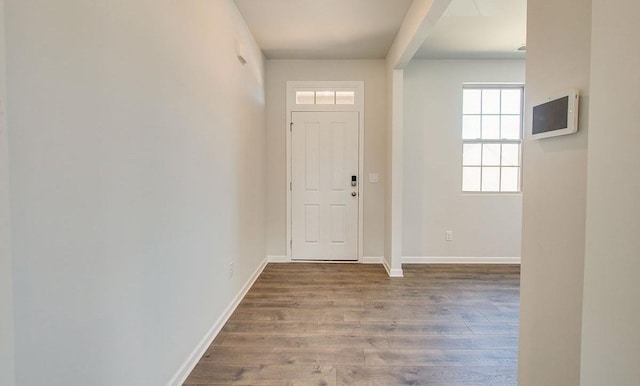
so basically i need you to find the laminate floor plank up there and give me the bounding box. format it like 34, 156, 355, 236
480, 310, 520, 323
238, 299, 365, 310
230, 308, 345, 323
363, 349, 518, 367
184, 364, 337, 385
385, 334, 518, 350
343, 309, 488, 322
318, 320, 474, 336
223, 321, 320, 334
464, 322, 520, 335
220, 333, 390, 349
336, 365, 517, 385
363, 301, 501, 312
201, 346, 365, 366
184, 264, 520, 385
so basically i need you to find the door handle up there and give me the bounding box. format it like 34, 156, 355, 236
351, 192, 357, 197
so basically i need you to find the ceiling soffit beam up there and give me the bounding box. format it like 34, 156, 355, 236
386, 0, 452, 69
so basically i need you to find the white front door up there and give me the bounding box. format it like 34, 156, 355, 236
291, 111, 359, 261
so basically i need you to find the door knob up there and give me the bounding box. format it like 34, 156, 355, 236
351, 192, 357, 197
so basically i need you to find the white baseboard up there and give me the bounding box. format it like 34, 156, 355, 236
402, 256, 521, 264
362, 256, 383, 264
382, 258, 404, 277
168, 257, 268, 386
267, 255, 289, 263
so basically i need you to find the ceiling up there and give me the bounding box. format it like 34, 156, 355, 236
233, 0, 413, 59
414, 0, 527, 59
234, 0, 526, 60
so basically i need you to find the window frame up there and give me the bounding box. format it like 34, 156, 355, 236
461, 84, 525, 194
293, 89, 357, 107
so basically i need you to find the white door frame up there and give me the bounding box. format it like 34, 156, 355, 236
286, 81, 365, 262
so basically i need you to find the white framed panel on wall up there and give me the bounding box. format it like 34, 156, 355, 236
286, 81, 365, 263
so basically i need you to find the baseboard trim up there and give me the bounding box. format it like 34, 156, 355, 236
402, 256, 521, 264
267, 255, 289, 263
382, 258, 404, 277
362, 256, 383, 264
168, 257, 268, 386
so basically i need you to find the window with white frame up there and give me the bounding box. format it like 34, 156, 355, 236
295, 90, 355, 105
461, 86, 523, 192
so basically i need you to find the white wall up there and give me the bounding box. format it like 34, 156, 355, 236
383, 0, 451, 276
0, 0, 15, 384
384, 69, 404, 275
580, 0, 640, 383
403, 60, 524, 260
518, 0, 591, 383
265, 60, 386, 258
6, 1, 266, 385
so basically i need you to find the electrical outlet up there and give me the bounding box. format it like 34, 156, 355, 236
445, 231, 453, 242
229, 262, 234, 278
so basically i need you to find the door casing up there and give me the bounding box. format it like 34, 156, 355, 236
286, 81, 365, 263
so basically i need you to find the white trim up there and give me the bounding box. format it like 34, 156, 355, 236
386, 69, 405, 274
402, 256, 521, 265
267, 255, 289, 263
362, 256, 383, 264
383, 258, 404, 277
168, 258, 268, 386
282, 260, 359, 264
461, 85, 525, 193
286, 81, 365, 263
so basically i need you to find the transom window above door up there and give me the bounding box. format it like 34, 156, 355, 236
295, 90, 355, 105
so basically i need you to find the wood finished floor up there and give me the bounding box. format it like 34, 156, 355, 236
184, 263, 520, 386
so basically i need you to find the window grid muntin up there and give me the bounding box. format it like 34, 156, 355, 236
462, 86, 523, 193
295, 90, 355, 106
462, 140, 521, 192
